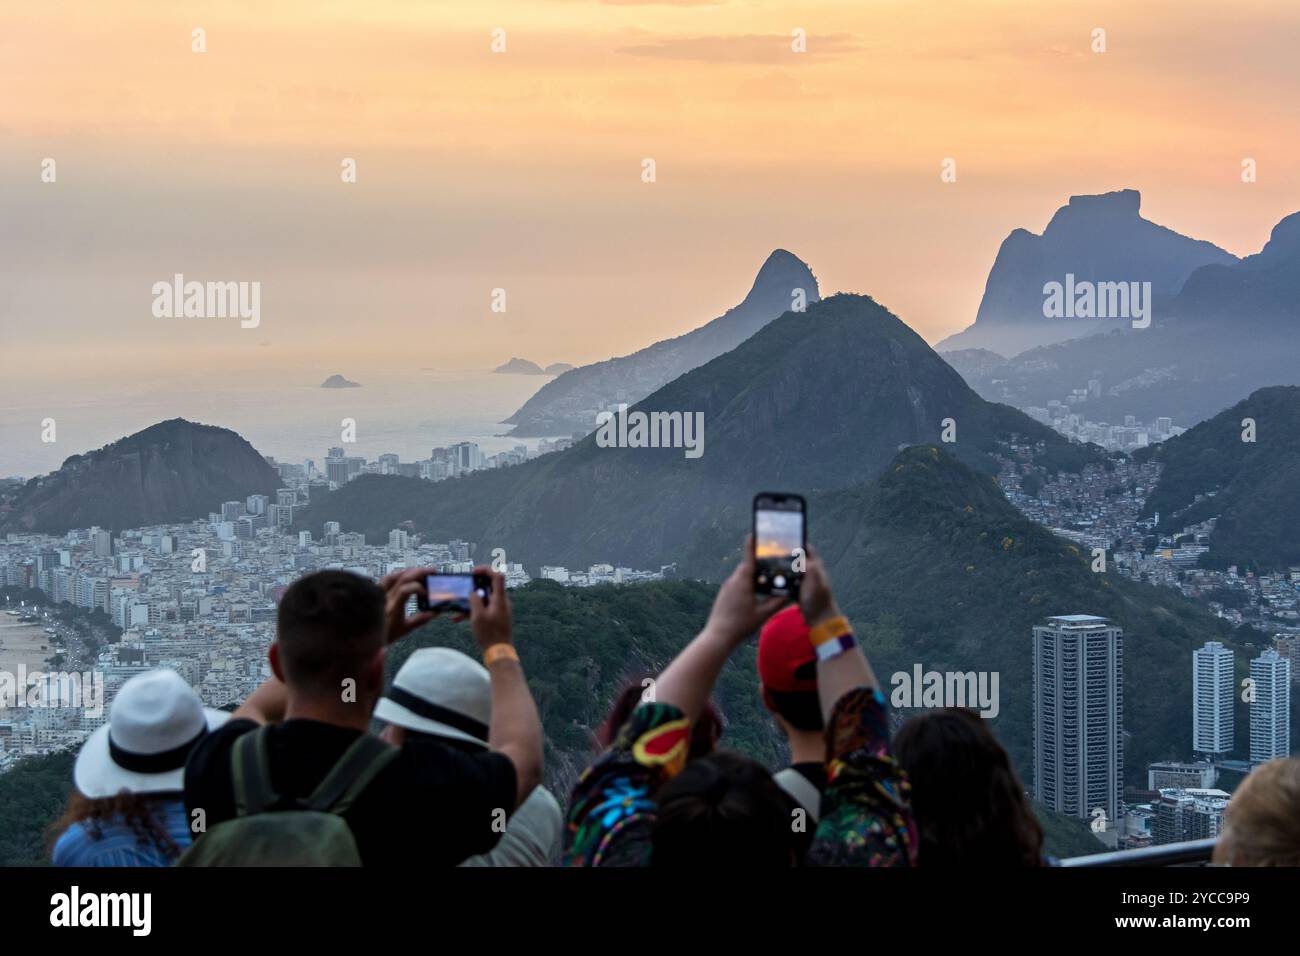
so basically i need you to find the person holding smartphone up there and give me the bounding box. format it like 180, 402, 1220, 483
563, 534, 917, 868
181, 566, 543, 866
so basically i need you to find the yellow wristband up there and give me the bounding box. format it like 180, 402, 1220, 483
808, 615, 852, 648
483, 643, 519, 666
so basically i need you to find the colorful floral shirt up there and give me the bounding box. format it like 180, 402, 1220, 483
807, 686, 917, 867
563, 687, 916, 867
563, 703, 689, 867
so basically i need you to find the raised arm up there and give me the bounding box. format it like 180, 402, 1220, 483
799, 546, 916, 868
563, 537, 786, 866
798, 546, 879, 721
470, 567, 544, 809
654, 535, 787, 719
231, 673, 288, 725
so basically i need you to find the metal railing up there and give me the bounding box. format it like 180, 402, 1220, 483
1059, 837, 1218, 867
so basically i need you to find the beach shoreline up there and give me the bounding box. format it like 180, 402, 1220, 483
0, 621, 57, 675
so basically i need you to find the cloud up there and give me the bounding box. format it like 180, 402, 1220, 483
618, 32, 867, 63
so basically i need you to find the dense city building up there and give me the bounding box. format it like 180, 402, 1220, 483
1152, 788, 1230, 845
1032, 615, 1124, 830
1192, 641, 1234, 756
1147, 760, 1218, 791
1249, 649, 1291, 764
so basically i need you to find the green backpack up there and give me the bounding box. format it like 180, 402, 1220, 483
177, 725, 398, 867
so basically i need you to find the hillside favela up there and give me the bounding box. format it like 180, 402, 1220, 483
1, 0, 1298, 939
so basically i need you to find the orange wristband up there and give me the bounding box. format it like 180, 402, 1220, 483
808, 615, 852, 648
483, 643, 519, 666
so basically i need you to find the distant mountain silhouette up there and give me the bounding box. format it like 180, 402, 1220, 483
295, 293, 1100, 569
543, 362, 574, 375
1171, 210, 1300, 324
938, 190, 1236, 357
942, 348, 1009, 380
0, 420, 280, 534
948, 208, 1300, 428
1135, 386, 1300, 570
502, 249, 821, 436
494, 358, 547, 375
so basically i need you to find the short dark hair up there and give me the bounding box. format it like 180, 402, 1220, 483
894, 708, 1044, 867
652, 751, 796, 867
276, 570, 386, 695
766, 685, 824, 733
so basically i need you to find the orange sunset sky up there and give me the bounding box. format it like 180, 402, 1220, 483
2, 0, 1298, 380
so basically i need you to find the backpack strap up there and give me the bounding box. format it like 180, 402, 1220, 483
304, 734, 399, 815
231, 725, 279, 817
773, 767, 822, 823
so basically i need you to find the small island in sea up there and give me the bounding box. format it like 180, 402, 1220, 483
321, 374, 361, 388
494, 358, 571, 375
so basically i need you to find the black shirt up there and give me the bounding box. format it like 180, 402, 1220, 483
789, 761, 829, 793
184, 718, 517, 867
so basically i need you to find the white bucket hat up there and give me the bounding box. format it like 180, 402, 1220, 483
375, 647, 491, 748
74, 668, 228, 798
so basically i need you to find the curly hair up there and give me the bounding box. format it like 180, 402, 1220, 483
49, 791, 184, 862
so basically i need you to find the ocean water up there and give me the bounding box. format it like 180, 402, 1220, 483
0, 368, 562, 478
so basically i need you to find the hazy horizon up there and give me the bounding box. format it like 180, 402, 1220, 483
4, 0, 1299, 385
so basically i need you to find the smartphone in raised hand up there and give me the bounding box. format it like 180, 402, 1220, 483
416, 572, 492, 614
753, 492, 806, 597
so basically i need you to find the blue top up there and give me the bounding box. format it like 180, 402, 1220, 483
52, 796, 192, 867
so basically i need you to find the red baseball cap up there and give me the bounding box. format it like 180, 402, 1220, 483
758, 604, 817, 694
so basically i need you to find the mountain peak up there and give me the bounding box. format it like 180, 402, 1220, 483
874, 444, 1011, 524
757, 247, 809, 274
116, 418, 228, 448
1064, 188, 1141, 215
1256, 210, 1300, 263
0, 420, 279, 534
743, 249, 819, 305
502, 250, 820, 435
938, 189, 1235, 357
1045, 189, 1142, 233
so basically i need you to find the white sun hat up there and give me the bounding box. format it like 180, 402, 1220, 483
374, 647, 492, 748
73, 668, 228, 798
